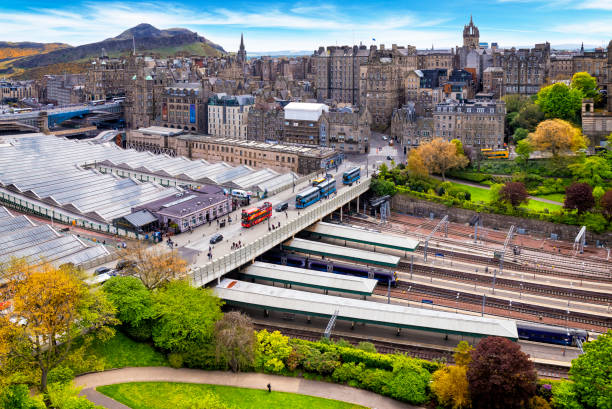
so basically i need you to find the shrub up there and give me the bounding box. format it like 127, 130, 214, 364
551, 380, 581, 409
0, 384, 45, 409
255, 330, 292, 371
47, 382, 100, 409
263, 357, 285, 373
528, 396, 552, 409
359, 368, 394, 394
181, 344, 218, 370
167, 352, 184, 369
356, 341, 377, 353
47, 366, 74, 386
332, 362, 365, 384
387, 356, 431, 404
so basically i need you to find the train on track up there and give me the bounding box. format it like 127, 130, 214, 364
257, 251, 398, 285
516, 322, 588, 347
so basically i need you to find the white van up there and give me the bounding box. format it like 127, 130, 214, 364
231, 189, 250, 198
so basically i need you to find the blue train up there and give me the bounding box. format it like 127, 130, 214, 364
295, 178, 337, 208
342, 167, 361, 185
516, 322, 588, 347
258, 251, 397, 286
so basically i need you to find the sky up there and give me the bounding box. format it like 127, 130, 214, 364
0, 0, 611, 52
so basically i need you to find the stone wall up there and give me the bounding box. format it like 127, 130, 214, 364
391, 194, 612, 243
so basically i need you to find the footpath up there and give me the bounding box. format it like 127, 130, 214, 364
75, 367, 420, 409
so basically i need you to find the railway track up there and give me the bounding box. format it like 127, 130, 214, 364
253, 322, 569, 379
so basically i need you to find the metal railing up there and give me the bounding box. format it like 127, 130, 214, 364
189, 175, 371, 286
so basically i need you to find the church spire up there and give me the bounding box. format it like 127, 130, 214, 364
237, 33, 246, 64
240, 33, 245, 51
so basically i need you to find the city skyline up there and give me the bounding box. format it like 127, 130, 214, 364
0, 0, 611, 52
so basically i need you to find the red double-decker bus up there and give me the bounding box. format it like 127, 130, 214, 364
241, 202, 272, 228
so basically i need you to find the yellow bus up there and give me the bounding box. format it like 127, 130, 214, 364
312, 177, 327, 186
481, 149, 509, 159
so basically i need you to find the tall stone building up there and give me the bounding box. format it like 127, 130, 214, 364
159, 83, 207, 133
573, 48, 607, 86
247, 99, 285, 143
283, 102, 329, 145
390, 103, 434, 149
312, 45, 370, 105
434, 99, 506, 149
496, 43, 550, 95
581, 40, 612, 145
237, 33, 247, 65
550, 54, 574, 81
417, 49, 455, 70
85, 51, 129, 101
326, 106, 370, 154
124, 57, 167, 129
45, 74, 85, 105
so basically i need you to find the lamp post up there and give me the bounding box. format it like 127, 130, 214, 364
456, 292, 460, 313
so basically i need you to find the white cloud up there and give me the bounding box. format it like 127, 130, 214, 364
575, 0, 612, 10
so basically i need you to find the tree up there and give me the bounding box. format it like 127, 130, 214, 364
551, 381, 582, 409
414, 138, 469, 181
467, 336, 537, 409
512, 103, 545, 132
370, 177, 397, 197
0, 261, 117, 391
453, 340, 474, 367
503, 94, 532, 114
451, 139, 465, 156
489, 183, 504, 203
432, 366, 471, 409
214, 311, 256, 372
528, 119, 587, 158
564, 182, 595, 214
118, 242, 188, 290
499, 182, 529, 208
571, 72, 598, 99
535, 83, 583, 124
407, 149, 428, 178
568, 156, 612, 187
512, 127, 529, 143
102, 276, 153, 340
255, 330, 292, 373
516, 139, 533, 163
601, 190, 612, 219
151, 280, 223, 354
569, 329, 611, 409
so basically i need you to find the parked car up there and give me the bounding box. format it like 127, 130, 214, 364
94, 266, 111, 276
210, 233, 223, 244
275, 202, 289, 212
386, 155, 392, 160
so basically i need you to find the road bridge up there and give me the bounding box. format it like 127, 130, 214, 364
0, 102, 122, 129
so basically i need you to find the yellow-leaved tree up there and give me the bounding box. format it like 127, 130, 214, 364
431, 341, 473, 409
410, 138, 469, 180
528, 119, 587, 158
0, 259, 117, 391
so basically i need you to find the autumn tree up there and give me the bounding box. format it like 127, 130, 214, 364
467, 336, 537, 409
528, 119, 587, 158
535, 83, 583, 124
569, 329, 611, 409
564, 182, 595, 214
214, 311, 256, 372
119, 242, 188, 289
414, 138, 469, 180
0, 260, 117, 391
431, 341, 474, 409
571, 71, 598, 99
601, 190, 612, 219
499, 182, 529, 208
407, 149, 428, 178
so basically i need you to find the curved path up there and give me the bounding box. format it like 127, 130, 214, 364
76, 367, 420, 409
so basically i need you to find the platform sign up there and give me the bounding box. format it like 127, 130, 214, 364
421, 299, 434, 304
189, 104, 196, 123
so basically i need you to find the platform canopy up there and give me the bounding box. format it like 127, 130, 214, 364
240, 261, 378, 296
282, 238, 401, 267
215, 279, 519, 339
306, 222, 419, 252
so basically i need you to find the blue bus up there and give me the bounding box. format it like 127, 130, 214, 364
342, 167, 361, 185
295, 186, 321, 208
318, 178, 336, 198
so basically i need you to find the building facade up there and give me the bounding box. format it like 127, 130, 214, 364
283, 102, 329, 145
45, 74, 85, 105
497, 43, 550, 95
434, 99, 506, 149
160, 83, 207, 133
326, 107, 370, 154
390, 103, 434, 149
246, 102, 285, 143
207, 94, 254, 138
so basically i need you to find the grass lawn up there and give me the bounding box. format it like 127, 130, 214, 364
449, 182, 492, 202
524, 199, 562, 211
97, 382, 366, 409
534, 193, 565, 203
88, 331, 168, 370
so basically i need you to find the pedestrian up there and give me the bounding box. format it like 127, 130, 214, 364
268, 226, 271, 232
285, 211, 288, 218
278, 222, 280, 228
267, 383, 271, 393
239, 240, 241, 247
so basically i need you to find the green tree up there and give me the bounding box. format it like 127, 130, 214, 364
512, 104, 545, 132
551, 381, 582, 409
151, 280, 223, 354
102, 276, 153, 329
569, 329, 611, 409
489, 183, 504, 203
453, 341, 474, 367
503, 94, 532, 113
571, 72, 598, 98
512, 128, 529, 142
535, 83, 583, 124
451, 139, 465, 156
255, 330, 292, 373
0, 384, 45, 409
370, 177, 397, 197
516, 139, 533, 163
387, 356, 431, 404
214, 311, 256, 372
568, 156, 612, 187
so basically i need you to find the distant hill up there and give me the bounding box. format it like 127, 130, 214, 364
0, 41, 71, 60
4, 24, 225, 73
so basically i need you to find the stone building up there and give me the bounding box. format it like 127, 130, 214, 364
237, 33, 247, 65
416, 49, 455, 70
207, 94, 254, 138
326, 106, 370, 154
550, 54, 574, 81
496, 43, 550, 95
313, 45, 370, 105
462, 16, 480, 49
482, 67, 504, 98
580, 40, 612, 145
390, 103, 434, 149
124, 58, 168, 129
573, 49, 608, 86
159, 83, 207, 133
45, 74, 85, 105
283, 102, 329, 146
0, 80, 34, 103
85, 52, 129, 101
434, 99, 506, 149
246, 99, 285, 143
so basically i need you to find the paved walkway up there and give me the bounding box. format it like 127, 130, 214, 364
76, 367, 420, 409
